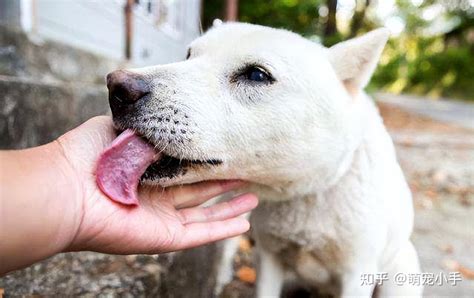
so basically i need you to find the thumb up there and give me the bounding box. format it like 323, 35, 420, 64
57, 116, 116, 171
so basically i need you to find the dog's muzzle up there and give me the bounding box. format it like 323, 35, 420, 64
106, 70, 150, 113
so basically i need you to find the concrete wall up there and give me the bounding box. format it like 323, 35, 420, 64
0, 75, 110, 149
0, 26, 119, 149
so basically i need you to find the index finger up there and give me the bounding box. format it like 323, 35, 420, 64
173, 217, 250, 250
165, 180, 246, 208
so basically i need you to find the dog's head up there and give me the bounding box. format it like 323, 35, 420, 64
107, 23, 388, 196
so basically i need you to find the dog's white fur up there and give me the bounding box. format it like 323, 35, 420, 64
122, 23, 421, 297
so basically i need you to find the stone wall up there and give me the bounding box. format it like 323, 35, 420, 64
0, 76, 109, 149
0, 25, 116, 149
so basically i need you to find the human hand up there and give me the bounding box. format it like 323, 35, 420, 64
54, 116, 258, 254
1, 116, 257, 274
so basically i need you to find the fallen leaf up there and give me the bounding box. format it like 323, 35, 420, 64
424, 189, 438, 200
458, 264, 474, 280
239, 237, 252, 253
438, 244, 454, 254
236, 266, 256, 284
441, 259, 474, 280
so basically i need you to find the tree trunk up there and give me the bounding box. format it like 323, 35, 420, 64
324, 0, 338, 37
225, 0, 238, 21
349, 0, 370, 38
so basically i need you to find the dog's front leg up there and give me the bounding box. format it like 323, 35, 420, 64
214, 236, 241, 296
375, 241, 423, 297
256, 249, 285, 298
341, 264, 378, 297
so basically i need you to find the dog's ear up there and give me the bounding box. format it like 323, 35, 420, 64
212, 19, 224, 27
328, 28, 389, 96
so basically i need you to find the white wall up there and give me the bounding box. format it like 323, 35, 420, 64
35, 0, 125, 60
132, 0, 201, 66
33, 0, 201, 66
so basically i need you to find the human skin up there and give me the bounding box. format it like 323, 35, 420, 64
0, 116, 258, 275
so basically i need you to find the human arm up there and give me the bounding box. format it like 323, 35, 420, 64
0, 116, 257, 275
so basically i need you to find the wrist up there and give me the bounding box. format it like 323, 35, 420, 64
0, 141, 83, 274
46, 140, 85, 252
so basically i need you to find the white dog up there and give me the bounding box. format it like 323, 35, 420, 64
107, 23, 422, 297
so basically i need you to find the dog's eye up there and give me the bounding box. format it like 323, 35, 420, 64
185, 48, 191, 60
239, 66, 274, 84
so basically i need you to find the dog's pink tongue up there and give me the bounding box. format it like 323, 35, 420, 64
96, 129, 160, 206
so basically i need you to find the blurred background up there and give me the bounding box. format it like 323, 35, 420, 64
205, 0, 474, 101
0, 0, 473, 297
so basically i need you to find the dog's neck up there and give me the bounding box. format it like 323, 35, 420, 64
254, 94, 393, 203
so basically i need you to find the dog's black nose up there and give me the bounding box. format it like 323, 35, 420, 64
106, 70, 149, 109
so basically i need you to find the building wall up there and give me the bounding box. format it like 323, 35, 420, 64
29, 0, 200, 65
35, 1, 126, 60
0, 1, 22, 29
132, 0, 202, 65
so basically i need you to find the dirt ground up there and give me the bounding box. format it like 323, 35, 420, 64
223, 102, 474, 297
1, 102, 473, 297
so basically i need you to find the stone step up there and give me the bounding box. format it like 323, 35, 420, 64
0, 74, 110, 149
